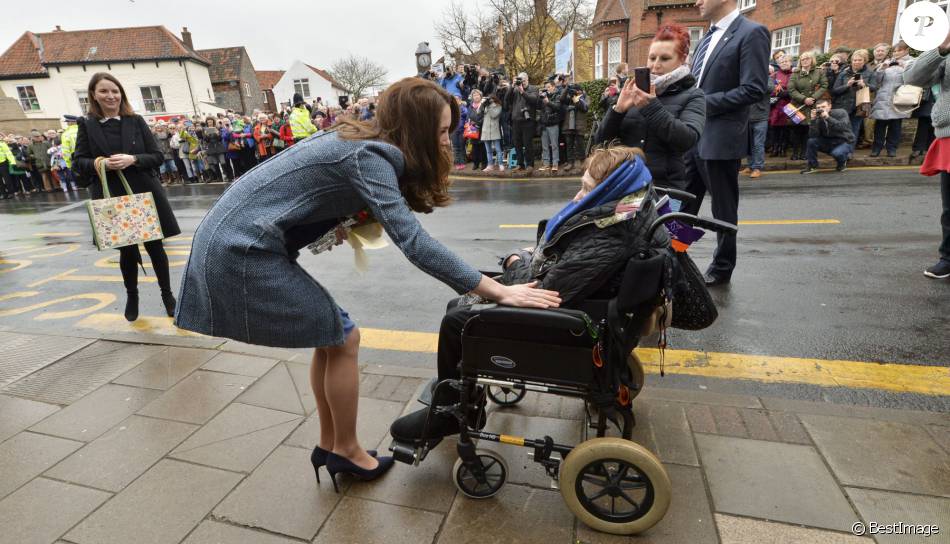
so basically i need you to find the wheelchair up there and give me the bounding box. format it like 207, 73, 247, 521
389, 187, 737, 535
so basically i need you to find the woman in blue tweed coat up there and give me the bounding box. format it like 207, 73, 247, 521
174, 78, 561, 484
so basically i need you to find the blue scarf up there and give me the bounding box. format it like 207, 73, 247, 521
543, 157, 652, 242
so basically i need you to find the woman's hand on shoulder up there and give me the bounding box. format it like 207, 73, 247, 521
497, 281, 561, 309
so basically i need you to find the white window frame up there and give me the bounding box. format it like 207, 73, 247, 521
244, 81, 251, 97
594, 41, 603, 79
688, 27, 705, 56
76, 90, 90, 115
823, 17, 833, 53
139, 85, 166, 113
771, 25, 802, 58
293, 78, 311, 99
739, 0, 756, 11
607, 37, 622, 78
16, 85, 40, 112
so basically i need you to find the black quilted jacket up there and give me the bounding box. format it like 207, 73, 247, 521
502, 192, 669, 307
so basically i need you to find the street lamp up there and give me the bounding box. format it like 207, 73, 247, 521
415, 42, 432, 76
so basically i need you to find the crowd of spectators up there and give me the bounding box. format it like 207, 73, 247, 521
432, 64, 590, 173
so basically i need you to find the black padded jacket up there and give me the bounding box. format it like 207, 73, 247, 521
501, 192, 669, 307
595, 74, 705, 191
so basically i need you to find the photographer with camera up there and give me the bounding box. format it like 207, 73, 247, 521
831, 49, 878, 146
505, 72, 540, 172
595, 24, 705, 191
801, 98, 854, 174
559, 81, 589, 171
539, 80, 564, 172
462, 64, 480, 98
439, 65, 465, 99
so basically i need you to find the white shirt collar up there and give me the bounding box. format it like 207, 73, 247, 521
712, 7, 741, 33
99, 115, 121, 123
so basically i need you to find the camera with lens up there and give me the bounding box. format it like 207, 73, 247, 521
514, 77, 523, 87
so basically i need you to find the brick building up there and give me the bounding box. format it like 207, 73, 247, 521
196, 45, 265, 115
255, 70, 284, 113
591, 0, 944, 79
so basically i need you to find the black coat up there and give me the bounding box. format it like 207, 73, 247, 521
830, 66, 879, 115
502, 193, 668, 307
73, 114, 181, 238
595, 74, 706, 191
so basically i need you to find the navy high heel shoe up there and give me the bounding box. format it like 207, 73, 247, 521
325, 452, 395, 493
310, 446, 376, 484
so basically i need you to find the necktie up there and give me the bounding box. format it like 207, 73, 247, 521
690, 26, 718, 81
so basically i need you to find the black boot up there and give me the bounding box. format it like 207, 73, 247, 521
124, 290, 139, 322
160, 289, 176, 318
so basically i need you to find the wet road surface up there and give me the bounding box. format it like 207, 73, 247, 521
1, 168, 948, 411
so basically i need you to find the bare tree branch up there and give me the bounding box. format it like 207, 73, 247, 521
328, 55, 389, 99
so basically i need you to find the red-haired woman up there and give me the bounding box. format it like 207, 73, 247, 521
72, 72, 180, 322
595, 24, 706, 191
174, 78, 561, 488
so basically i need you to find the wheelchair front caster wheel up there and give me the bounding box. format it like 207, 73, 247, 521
452, 450, 508, 499
559, 437, 671, 535
487, 386, 526, 406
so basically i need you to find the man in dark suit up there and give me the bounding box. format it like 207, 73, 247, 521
682, 0, 770, 285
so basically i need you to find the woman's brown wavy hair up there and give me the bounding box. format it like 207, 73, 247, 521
335, 77, 459, 213
86, 72, 135, 119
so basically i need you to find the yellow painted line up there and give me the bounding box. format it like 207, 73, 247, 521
28, 269, 155, 287
93, 256, 187, 269
0, 259, 32, 274
64, 319, 949, 396
358, 327, 948, 396
499, 219, 841, 229
0, 291, 116, 320
2, 243, 80, 258
738, 219, 840, 225
33, 232, 80, 237
75, 313, 203, 337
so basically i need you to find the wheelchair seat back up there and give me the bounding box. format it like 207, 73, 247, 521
461, 306, 597, 389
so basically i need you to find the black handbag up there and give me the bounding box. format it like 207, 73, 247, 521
669, 250, 718, 330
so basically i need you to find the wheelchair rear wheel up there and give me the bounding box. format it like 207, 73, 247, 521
559, 437, 671, 535
452, 450, 509, 499
487, 386, 527, 406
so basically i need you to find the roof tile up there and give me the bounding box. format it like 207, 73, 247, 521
0, 26, 209, 78
197, 46, 247, 82
255, 70, 284, 90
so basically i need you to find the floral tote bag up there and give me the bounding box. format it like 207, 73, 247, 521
86, 160, 164, 250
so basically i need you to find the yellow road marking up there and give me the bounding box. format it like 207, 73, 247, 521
34, 232, 81, 237
28, 269, 155, 287
2, 243, 80, 258
66, 320, 948, 396
738, 219, 840, 225
358, 327, 947, 396
0, 291, 116, 320
93, 256, 187, 269
75, 313, 203, 337
500, 219, 841, 229
0, 259, 32, 274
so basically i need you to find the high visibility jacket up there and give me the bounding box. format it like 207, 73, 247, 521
60, 124, 79, 168
289, 107, 318, 140
0, 141, 15, 166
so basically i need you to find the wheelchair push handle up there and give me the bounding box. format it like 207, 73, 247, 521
652, 186, 697, 203
648, 212, 738, 240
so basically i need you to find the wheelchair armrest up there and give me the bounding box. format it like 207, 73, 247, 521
465, 305, 591, 334
478, 270, 504, 277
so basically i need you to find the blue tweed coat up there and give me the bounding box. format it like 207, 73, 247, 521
174, 131, 482, 348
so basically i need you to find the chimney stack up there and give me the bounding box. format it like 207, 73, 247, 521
53, 25, 63, 32
181, 27, 193, 50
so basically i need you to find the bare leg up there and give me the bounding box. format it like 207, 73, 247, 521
323, 327, 378, 470
310, 348, 334, 451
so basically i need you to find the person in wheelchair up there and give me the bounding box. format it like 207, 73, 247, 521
390, 145, 669, 443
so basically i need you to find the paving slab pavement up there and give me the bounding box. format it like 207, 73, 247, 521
0, 332, 947, 543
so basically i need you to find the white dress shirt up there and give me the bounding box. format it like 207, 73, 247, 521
695, 7, 742, 84
99, 115, 121, 123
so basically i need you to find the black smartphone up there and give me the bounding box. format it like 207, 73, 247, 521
634, 67, 651, 92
